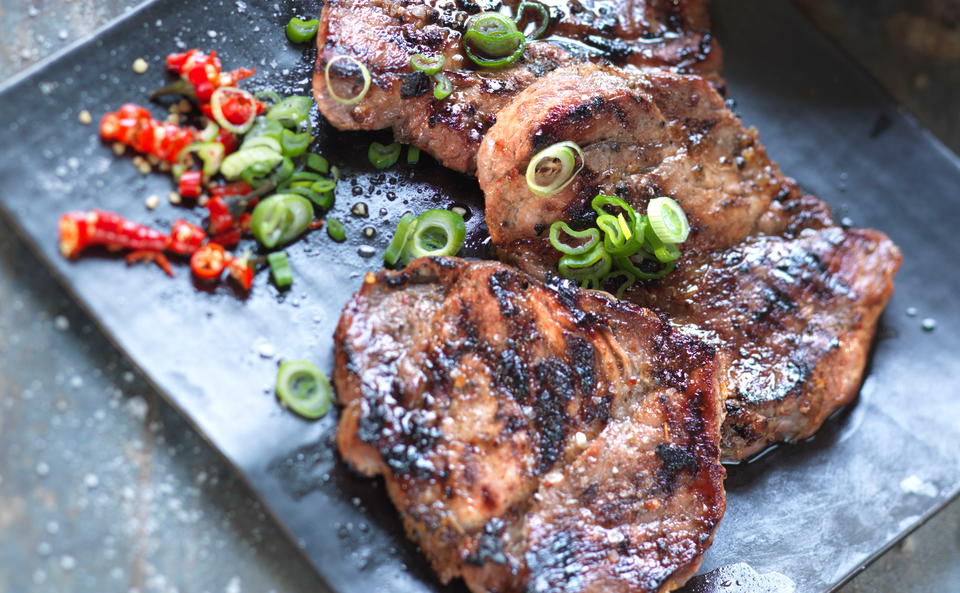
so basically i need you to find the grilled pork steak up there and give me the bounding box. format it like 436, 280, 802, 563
478, 64, 902, 460
314, 0, 721, 173
334, 257, 726, 593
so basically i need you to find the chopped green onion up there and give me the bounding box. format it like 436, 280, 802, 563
614, 253, 676, 280
558, 242, 612, 286
326, 218, 346, 242
368, 141, 402, 169
178, 142, 225, 180
286, 17, 320, 44
281, 129, 313, 157
241, 135, 282, 154
275, 360, 332, 419
311, 178, 337, 193
515, 1, 550, 39
548, 221, 600, 255
250, 193, 314, 249
210, 87, 258, 134
463, 12, 526, 68
433, 73, 453, 100
603, 269, 637, 299
384, 212, 418, 267
267, 251, 294, 289
325, 55, 371, 105
255, 90, 282, 106
267, 96, 313, 130
220, 146, 283, 180
305, 153, 330, 174
643, 224, 680, 263
410, 53, 445, 76
647, 196, 690, 244
407, 146, 421, 165
402, 209, 466, 263
196, 121, 220, 143
525, 141, 584, 197
246, 118, 285, 143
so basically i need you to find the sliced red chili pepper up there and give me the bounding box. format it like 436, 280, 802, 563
127, 250, 174, 277
210, 227, 242, 248
205, 196, 235, 235
190, 243, 228, 280
179, 170, 203, 199
209, 181, 251, 198
228, 254, 255, 291
168, 219, 206, 255
237, 212, 252, 233
216, 126, 238, 155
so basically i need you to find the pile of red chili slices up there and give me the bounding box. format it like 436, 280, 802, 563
60, 48, 340, 291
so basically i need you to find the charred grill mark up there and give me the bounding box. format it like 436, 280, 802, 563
400, 71, 432, 98
566, 336, 597, 397
489, 270, 520, 317
525, 530, 582, 593
534, 358, 575, 473
496, 343, 530, 404
358, 384, 443, 478
655, 443, 698, 494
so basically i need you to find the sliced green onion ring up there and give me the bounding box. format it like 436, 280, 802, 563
196, 121, 220, 143
281, 129, 313, 157
614, 253, 676, 280
178, 141, 225, 180
433, 73, 453, 100
463, 12, 526, 67
326, 218, 346, 242
275, 360, 332, 419
267, 251, 294, 289
410, 53, 445, 76
557, 242, 612, 285
286, 17, 320, 44
267, 95, 313, 130
255, 90, 282, 107
402, 209, 466, 262
647, 196, 690, 244
220, 145, 283, 180
325, 55, 371, 106
603, 269, 637, 299
384, 212, 418, 267
241, 135, 282, 154
548, 221, 600, 255
525, 141, 584, 197
368, 141, 402, 169
306, 153, 330, 174
250, 193, 314, 249
245, 118, 284, 143
643, 223, 681, 263
210, 87, 258, 135
407, 146, 421, 165
515, 1, 550, 39
311, 178, 337, 193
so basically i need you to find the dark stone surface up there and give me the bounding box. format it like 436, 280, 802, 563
0, 1, 957, 593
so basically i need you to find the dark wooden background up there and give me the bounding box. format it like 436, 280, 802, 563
1, 1, 958, 592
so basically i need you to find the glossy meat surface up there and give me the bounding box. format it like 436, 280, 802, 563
314, 0, 721, 173
334, 257, 726, 592
478, 65, 901, 460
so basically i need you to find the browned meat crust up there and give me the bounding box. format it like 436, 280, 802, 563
314, 0, 721, 173
478, 64, 902, 461
334, 257, 726, 593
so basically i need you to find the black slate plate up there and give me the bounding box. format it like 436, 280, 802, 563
1, 1, 958, 592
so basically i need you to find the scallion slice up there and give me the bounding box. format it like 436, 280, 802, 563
368, 141, 402, 169
647, 196, 690, 244
245, 118, 285, 143
281, 129, 313, 158
402, 209, 466, 262
326, 218, 346, 242
267, 95, 313, 130
433, 73, 453, 100
410, 53, 445, 76
267, 251, 294, 289
384, 212, 418, 267
286, 17, 320, 44
557, 242, 612, 286
250, 193, 314, 249
515, 1, 550, 39
325, 55, 371, 106
220, 146, 283, 180
603, 269, 637, 299
548, 221, 600, 255
407, 146, 421, 165
643, 223, 681, 263
177, 141, 225, 180
305, 153, 330, 174
463, 12, 526, 68
241, 135, 283, 154
275, 360, 332, 419
525, 141, 584, 196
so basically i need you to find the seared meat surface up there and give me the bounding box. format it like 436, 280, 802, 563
314, 0, 721, 173
478, 64, 901, 460
335, 257, 726, 593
